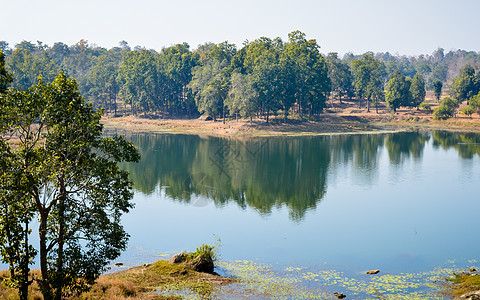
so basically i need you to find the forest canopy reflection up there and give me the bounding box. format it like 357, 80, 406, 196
120, 131, 480, 221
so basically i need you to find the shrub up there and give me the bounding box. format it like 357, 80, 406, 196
433, 105, 454, 120
419, 102, 431, 111
461, 106, 476, 117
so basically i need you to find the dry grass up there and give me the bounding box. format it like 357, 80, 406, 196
0, 261, 234, 300
101, 96, 480, 138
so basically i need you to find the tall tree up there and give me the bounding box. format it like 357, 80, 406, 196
410, 74, 426, 109
432, 79, 443, 102
189, 42, 235, 121
352, 53, 386, 112
0, 72, 139, 299
88, 51, 122, 115
0, 50, 13, 93
284, 31, 330, 117
226, 72, 258, 121
158, 43, 198, 116
326, 52, 354, 105
117, 50, 160, 114
385, 70, 411, 113
451, 65, 480, 103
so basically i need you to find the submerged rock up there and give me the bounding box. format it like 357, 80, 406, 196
366, 269, 380, 275
334, 292, 346, 299
469, 267, 477, 272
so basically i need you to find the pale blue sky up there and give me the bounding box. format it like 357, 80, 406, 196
2, 0, 479, 55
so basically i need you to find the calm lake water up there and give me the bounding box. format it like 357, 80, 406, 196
117, 131, 480, 269
114, 130, 480, 298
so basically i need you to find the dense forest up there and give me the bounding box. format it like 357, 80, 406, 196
2, 31, 480, 121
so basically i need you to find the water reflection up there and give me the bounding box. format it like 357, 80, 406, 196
121, 130, 480, 221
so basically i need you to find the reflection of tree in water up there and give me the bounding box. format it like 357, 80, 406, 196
123, 134, 331, 221
385, 131, 430, 164
122, 131, 480, 221
329, 134, 385, 186
432, 130, 480, 159
186, 137, 332, 221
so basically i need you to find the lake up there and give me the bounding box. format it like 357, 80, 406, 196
115, 130, 480, 298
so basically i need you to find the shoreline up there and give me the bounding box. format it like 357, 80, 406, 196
101, 113, 480, 138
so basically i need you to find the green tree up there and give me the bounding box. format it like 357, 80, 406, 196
432, 79, 443, 102
283, 31, 330, 117
451, 65, 480, 103
385, 70, 411, 113
7, 48, 59, 90
0, 50, 13, 93
326, 52, 354, 105
352, 53, 386, 112
88, 51, 122, 115
469, 92, 480, 113
461, 106, 475, 117
158, 43, 198, 116
117, 49, 160, 114
189, 42, 235, 121
433, 97, 459, 120
226, 72, 258, 121
0, 72, 140, 299
410, 74, 426, 109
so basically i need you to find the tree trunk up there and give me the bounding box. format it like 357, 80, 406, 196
39, 209, 52, 300
55, 184, 67, 300
19, 220, 29, 300
284, 106, 288, 123
367, 98, 370, 113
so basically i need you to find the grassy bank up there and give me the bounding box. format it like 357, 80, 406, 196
0, 260, 233, 300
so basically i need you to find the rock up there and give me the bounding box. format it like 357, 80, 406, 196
469, 267, 477, 272
366, 269, 380, 275
168, 253, 185, 264
205, 116, 213, 121
334, 292, 346, 299
186, 255, 214, 273
114, 262, 124, 267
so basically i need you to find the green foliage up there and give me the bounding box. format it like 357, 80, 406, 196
410, 74, 426, 108
451, 65, 480, 103
226, 72, 258, 119
433, 97, 459, 120
385, 70, 411, 112
326, 52, 354, 102
0, 51, 13, 93
469, 92, 480, 113
419, 102, 431, 111
351, 53, 386, 112
283, 31, 330, 117
0, 72, 140, 299
117, 50, 160, 114
461, 106, 476, 117
189, 45, 233, 120
432, 79, 443, 102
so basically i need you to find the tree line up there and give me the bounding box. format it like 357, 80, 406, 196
2, 32, 480, 122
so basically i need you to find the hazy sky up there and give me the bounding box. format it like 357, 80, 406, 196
2, 0, 480, 55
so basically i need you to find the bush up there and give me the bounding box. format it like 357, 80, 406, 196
461, 106, 476, 117
433, 105, 455, 120
419, 102, 431, 111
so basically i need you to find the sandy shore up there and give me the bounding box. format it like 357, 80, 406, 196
101, 110, 480, 138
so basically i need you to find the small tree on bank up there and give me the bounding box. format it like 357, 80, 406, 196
433, 97, 459, 120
